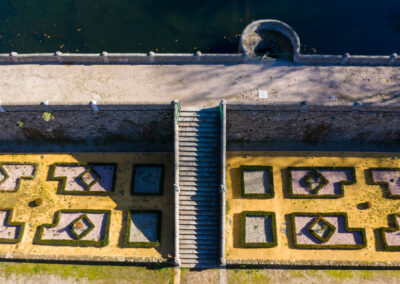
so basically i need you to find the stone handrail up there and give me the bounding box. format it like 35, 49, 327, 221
172, 100, 180, 266
219, 99, 227, 266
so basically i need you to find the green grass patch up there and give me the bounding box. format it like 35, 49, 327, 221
0, 262, 174, 283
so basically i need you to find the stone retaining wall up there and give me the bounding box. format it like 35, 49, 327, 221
0, 104, 173, 152
0, 52, 247, 65
0, 52, 399, 66
294, 54, 400, 66
227, 103, 400, 151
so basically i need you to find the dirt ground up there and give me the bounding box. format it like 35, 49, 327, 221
0, 62, 398, 107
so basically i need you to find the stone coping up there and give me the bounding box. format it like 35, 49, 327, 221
0, 52, 398, 66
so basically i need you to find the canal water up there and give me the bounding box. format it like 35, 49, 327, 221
0, 0, 399, 54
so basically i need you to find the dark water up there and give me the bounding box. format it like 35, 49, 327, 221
0, 0, 399, 55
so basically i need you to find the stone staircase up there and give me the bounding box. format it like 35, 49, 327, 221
178, 107, 220, 268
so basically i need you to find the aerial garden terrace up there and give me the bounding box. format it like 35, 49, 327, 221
0, 20, 397, 272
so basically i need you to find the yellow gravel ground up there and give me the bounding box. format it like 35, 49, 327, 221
0, 153, 173, 262
226, 152, 400, 265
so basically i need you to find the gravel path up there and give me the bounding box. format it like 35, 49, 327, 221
0, 63, 398, 106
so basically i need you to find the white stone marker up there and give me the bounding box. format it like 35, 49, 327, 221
258, 89, 268, 99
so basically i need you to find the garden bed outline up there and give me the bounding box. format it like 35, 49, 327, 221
367, 168, 400, 199
0, 163, 37, 193
34, 209, 111, 247
49, 163, 117, 196
241, 211, 277, 248
240, 166, 274, 198
131, 164, 165, 196
286, 167, 356, 199
0, 208, 25, 244
124, 210, 161, 248
380, 213, 400, 251
290, 212, 367, 250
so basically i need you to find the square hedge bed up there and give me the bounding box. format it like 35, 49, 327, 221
241, 211, 277, 248
240, 166, 274, 198
131, 165, 164, 195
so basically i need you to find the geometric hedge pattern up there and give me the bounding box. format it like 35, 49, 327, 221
287, 167, 356, 198
125, 210, 161, 247
380, 214, 400, 251
369, 168, 400, 198
3, 158, 400, 259
291, 213, 367, 249
0, 209, 24, 244
0, 162, 165, 249
35, 210, 111, 247
0, 163, 36, 192
50, 163, 117, 195
238, 165, 397, 251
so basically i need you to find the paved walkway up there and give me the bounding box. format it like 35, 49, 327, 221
0, 61, 398, 106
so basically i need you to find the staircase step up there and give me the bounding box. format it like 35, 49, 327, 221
180, 181, 219, 186
180, 263, 219, 268
180, 224, 219, 230
179, 220, 219, 226
179, 156, 218, 162
179, 205, 219, 211
179, 171, 218, 177
179, 141, 219, 147
179, 215, 219, 220
179, 117, 219, 124
179, 131, 219, 137
180, 244, 219, 250
179, 111, 218, 117
179, 136, 218, 142
180, 252, 219, 258
179, 257, 219, 263
179, 235, 219, 240
179, 195, 219, 201
179, 127, 218, 133
179, 152, 217, 158
179, 204, 219, 209
179, 191, 219, 200
179, 238, 219, 244
179, 122, 218, 128
180, 185, 219, 191
179, 200, 219, 206
180, 146, 218, 153
179, 176, 218, 183
179, 166, 218, 172
180, 229, 219, 235
179, 210, 219, 216
179, 161, 218, 167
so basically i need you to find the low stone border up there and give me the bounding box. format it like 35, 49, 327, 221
34, 209, 111, 247
125, 210, 161, 248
